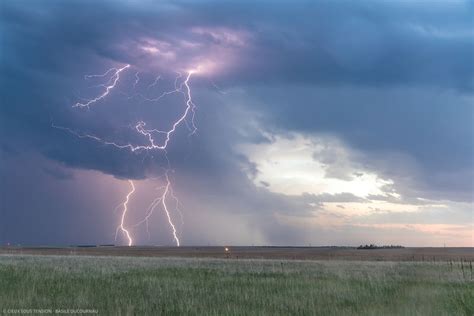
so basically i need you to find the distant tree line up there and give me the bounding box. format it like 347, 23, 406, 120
357, 244, 404, 249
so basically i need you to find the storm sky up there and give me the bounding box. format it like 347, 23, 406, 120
1, 0, 473, 246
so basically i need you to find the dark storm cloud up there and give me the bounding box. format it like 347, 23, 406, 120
190, 0, 474, 91
41, 165, 74, 181
0, 0, 472, 245
1, 0, 472, 179
0, 0, 245, 179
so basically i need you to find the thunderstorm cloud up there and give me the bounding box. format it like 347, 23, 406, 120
0, 0, 472, 246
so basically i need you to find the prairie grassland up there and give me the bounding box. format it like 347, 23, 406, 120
0, 255, 472, 315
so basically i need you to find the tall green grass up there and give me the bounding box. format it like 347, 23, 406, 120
0, 255, 472, 315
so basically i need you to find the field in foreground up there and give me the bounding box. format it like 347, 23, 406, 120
0, 255, 473, 315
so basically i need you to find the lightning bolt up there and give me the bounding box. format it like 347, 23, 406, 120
73, 64, 130, 108
161, 171, 180, 246
129, 172, 181, 246
54, 76, 195, 151
169, 184, 185, 233
55, 63, 199, 246
132, 190, 163, 241
115, 180, 135, 246
133, 72, 141, 89
134, 70, 198, 136
147, 75, 161, 90
184, 70, 198, 136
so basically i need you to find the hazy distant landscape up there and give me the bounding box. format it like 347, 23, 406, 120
1, 246, 473, 262
0, 247, 473, 315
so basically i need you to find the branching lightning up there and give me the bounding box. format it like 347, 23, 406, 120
56, 63, 202, 246
74, 64, 130, 108
147, 75, 161, 90
115, 180, 135, 246
160, 171, 180, 246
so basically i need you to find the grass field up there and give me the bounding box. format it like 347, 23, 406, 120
0, 254, 473, 315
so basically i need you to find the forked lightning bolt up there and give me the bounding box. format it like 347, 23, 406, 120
57, 70, 197, 151
56, 63, 200, 246
132, 172, 180, 246
74, 64, 130, 108
160, 171, 180, 246
116, 180, 135, 246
